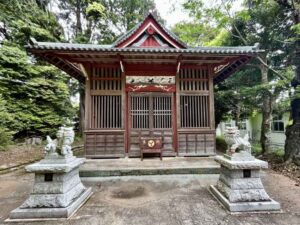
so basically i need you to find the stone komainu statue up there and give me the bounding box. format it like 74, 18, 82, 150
224, 127, 251, 154
45, 127, 75, 157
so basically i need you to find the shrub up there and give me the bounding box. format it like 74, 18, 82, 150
0, 127, 12, 151
273, 148, 285, 158
216, 136, 227, 153
251, 142, 262, 156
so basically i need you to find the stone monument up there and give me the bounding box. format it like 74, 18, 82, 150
8, 127, 92, 220
210, 127, 281, 212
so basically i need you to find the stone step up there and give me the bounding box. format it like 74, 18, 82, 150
79, 157, 220, 177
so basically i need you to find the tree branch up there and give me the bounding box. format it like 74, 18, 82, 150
221, 0, 288, 80
245, 64, 260, 68
256, 55, 287, 80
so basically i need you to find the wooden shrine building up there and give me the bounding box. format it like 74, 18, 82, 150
27, 13, 262, 158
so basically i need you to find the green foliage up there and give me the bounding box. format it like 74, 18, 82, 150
0, 95, 13, 150
178, 0, 295, 128
172, 22, 220, 46
291, 23, 300, 36
0, 127, 12, 151
0, 1, 76, 140
273, 148, 285, 157
0, 0, 63, 45
216, 136, 228, 153
252, 142, 263, 156
205, 29, 230, 46
0, 45, 76, 138
86, 2, 106, 20
57, 0, 159, 44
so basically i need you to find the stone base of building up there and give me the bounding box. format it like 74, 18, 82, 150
7, 187, 92, 221
209, 185, 281, 212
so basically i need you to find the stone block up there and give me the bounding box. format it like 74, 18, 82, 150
219, 174, 264, 189
9, 156, 92, 220
210, 185, 280, 212
32, 171, 81, 194
26, 158, 84, 173
216, 180, 270, 202
219, 166, 260, 179
9, 187, 92, 220
210, 155, 280, 212
20, 178, 86, 208
215, 156, 268, 170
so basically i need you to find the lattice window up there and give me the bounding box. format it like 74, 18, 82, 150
90, 95, 122, 129
89, 67, 123, 129
131, 95, 150, 129
179, 68, 209, 91
130, 94, 172, 129
179, 68, 210, 128
153, 96, 172, 128
91, 67, 122, 91
180, 95, 209, 128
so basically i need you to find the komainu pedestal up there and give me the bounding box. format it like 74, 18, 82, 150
8, 127, 92, 220
210, 127, 280, 212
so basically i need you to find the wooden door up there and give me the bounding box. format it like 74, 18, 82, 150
128, 92, 175, 157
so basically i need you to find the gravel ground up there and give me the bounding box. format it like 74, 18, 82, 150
0, 169, 299, 225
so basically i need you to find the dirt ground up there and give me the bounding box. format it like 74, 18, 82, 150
0, 169, 299, 225
262, 155, 300, 186
0, 145, 44, 171
0, 144, 84, 171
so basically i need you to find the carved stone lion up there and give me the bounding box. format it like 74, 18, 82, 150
224, 127, 251, 154
44, 127, 74, 157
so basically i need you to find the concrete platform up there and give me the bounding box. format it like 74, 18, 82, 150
79, 157, 220, 177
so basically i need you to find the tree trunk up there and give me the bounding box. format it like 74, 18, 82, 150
284, 4, 300, 165
235, 101, 241, 127
285, 124, 300, 165
75, 0, 82, 36
260, 58, 272, 155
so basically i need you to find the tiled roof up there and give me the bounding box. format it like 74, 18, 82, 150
26, 38, 263, 84
27, 40, 262, 54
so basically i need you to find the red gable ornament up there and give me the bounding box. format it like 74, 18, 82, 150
113, 13, 187, 49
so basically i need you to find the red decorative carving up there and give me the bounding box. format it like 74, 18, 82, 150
125, 84, 176, 92
147, 26, 155, 35
116, 14, 185, 49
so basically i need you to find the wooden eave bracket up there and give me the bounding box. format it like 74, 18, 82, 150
79, 64, 89, 80
41, 53, 85, 83
118, 54, 125, 73
213, 56, 252, 84
176, 55, 182, 75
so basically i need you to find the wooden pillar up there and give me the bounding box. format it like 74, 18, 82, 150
84, 64, 91, 131
209, 66, 215, 130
